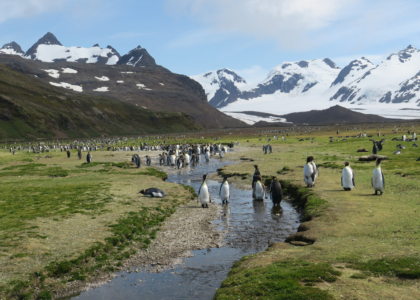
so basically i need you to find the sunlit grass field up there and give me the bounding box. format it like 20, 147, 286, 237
214, 124, 420, 299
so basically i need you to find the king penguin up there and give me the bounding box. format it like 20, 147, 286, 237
219, 177, 230, 204
140, 188, 167, 198
372, 157, 385, 195
198, 174, 211, 208
253, 178, 265, 201
270, 177, 283, 206
341, 162, 355, 191
304, 156, 317, 187
86, 152, 92, 164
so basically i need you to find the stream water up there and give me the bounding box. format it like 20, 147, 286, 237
68, 155, 300, 300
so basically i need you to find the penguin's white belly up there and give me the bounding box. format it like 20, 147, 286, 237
219, 151, 223, 158
372, 168, 384, 191
342, 168, 354, 189
152, 192, 163, 198
199, 186, 210, 204
254, 182, 265, 200
303, 164, 315, 185
205, 152, 210, 161
224, 147, 228, 153
170, 155, 176, 165
220, 184, 229, 200
184, 154, 190, 164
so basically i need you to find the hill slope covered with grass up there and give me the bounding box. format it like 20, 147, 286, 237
0, 63, 202, 141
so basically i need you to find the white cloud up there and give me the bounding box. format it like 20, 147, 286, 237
165, 0, 355, 49
0, 0, 66, 23
165, 0, 420, 52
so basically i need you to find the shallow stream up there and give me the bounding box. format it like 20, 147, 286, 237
69, 156, 300, 299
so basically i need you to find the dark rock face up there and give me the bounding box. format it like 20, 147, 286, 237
302, 82, 317, 93
331, 58, 374, 87
242, 74, 304, 100
0, 42, 24, 55
24, 32, 62, 59
392, 71, 420, 103
330, 86, 356, 102
207, 69, 247, 108
379, 92, 392, 103
117, 46, 157, 68
323, 58, 340, 69
386, 45, 419, 63
297, 61, 309, 68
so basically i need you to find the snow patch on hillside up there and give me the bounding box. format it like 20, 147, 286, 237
93, 87, 109, 92
49, 82, 82, 92
44, 69, 60, 78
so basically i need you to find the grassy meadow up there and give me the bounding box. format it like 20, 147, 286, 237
1, 124, 420, 299
213, 123, 420, 299
0, 143, 196, 299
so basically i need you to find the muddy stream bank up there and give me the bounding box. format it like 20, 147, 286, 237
66, 155, 300, 300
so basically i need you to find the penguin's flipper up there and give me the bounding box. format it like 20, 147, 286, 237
219, 184, 222, 197
371, 177, 373, 187
341, 176, 343, 187
382, 172, 385, 189
352, 170, 355, 187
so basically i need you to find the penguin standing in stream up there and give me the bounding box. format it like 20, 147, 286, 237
219, 177, 230, 204
341, 162, 355, 191
252, 165, 261, 198
198, 174, 211, 208
270, 177, 283, 207
304, 156, 317, 187
253, 178, 265, 201
86, 152, 92, 164
146, 155, 151, 166
372, 157, 385, 195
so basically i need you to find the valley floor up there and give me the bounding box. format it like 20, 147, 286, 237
214, 124, 420, 299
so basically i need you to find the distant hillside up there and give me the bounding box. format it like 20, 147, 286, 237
252, 105, 397, 126
0, 63, 203, 141
0, 32, 246, 129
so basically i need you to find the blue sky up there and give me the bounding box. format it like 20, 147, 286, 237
1, 0, 420, 84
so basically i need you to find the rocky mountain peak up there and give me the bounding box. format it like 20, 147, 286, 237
116, 46, 156, 67
323, 58, 340, 69
0, 41, 24, 55
24, 32, 62, 59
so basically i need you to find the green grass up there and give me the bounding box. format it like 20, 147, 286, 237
348, 257, 420, 279
215, 260, 339, 299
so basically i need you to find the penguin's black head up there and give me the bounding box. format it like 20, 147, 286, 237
223, 176, 228, 182
273, 176, 277, 181
139, 189, 145, 194
344, 161, 350, 166
306, 156, 313, 163
203, 174, 207, 180
254, 165, 259, 169
376, 157, 382, 165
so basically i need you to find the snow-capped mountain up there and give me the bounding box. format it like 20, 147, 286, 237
0, 42, 24, 56
330, 45, 420, 104
192, 45, 420, 123
191, 68, 248, 108
0, 32, 158, 67
192, 58, 341, 109
117, 46, 156, 68
22, 32, 120, 65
